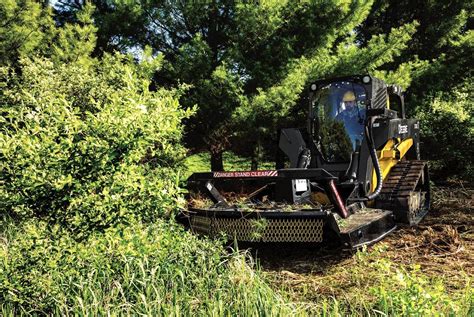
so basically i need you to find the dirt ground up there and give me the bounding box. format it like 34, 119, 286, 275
253, 185, 473, 300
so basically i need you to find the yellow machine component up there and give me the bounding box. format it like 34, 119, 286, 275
371, 137, 413, 192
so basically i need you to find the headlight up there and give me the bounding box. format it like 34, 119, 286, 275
362, 75, 371, 84
310, 83, 317, 91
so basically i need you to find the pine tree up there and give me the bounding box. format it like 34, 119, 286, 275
0, 0, 55, 66
356, 0, 473, 101
54, 1, 434, 170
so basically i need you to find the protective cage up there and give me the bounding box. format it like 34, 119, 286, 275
178, 209, 327, 243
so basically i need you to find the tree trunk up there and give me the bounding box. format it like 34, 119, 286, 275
210, 150, 224, 171
251, 155, 258, 170
250, 138, 261, 170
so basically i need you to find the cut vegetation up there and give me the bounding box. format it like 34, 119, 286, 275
258, 186, 473, 315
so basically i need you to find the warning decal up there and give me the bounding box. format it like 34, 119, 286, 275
213, 170, 278, 178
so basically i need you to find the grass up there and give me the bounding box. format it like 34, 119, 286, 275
0, 218, 301, 316
264, 246, 472, 315
4, 215, 470, 316
258, 185, 474, 316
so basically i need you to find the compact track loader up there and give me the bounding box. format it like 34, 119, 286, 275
178, 75, 430, 249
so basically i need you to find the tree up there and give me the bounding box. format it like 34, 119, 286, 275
0, 0, 55, 66
355, 0, 473, 180
53, 1, 376, 170
54, 1, 442, 171
232, 21, 422, 168
356, 0, 473, 103
415, 77, 473, 181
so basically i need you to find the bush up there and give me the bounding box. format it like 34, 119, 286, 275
0, 55, 191, 236
0, 54, 300, 316
415, 79, 473, 182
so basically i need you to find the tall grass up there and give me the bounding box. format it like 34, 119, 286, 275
0, 216, 301, 316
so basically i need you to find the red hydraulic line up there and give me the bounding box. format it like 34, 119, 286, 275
328, 179, 350, 219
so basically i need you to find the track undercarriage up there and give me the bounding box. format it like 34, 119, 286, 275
376, 161, 430, 225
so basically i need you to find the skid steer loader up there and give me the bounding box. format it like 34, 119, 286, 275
177, 75, 430, 249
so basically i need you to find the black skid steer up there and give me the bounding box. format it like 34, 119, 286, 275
177, 75, 430, 249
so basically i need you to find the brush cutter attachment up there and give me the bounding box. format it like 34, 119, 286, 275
177, 169, 397, 249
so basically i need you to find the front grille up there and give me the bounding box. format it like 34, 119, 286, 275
190, 216, 324, 242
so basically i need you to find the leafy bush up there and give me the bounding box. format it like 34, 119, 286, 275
415, 78, 473, 182
0, 54, 191, 236
0, 217, 296, 315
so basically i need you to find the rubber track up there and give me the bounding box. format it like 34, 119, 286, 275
376, 160, 428, 224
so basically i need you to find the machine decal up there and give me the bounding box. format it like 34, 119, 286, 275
295, 179, 308, 192
213, 170, 278, 178
398, 124, 408, 134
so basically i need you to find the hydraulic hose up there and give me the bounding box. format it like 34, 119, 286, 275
297, 148, 311, 168
365, 117, 382, 200
365, 116, 383, 200
352, 116, 383, 202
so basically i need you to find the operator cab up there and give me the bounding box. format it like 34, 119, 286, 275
280, 74, 403, 182
308, 75, 393, 166
311, 80, 367, 162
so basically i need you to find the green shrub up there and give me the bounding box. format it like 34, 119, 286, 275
415, 78, 473, 182
0, 54, 302, 316
0, 55, 191, 236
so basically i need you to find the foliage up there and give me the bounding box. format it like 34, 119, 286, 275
357, 0, 473, 102
56, 0, 423, 170
0, 0, 55, 66
53, 1, 472, 178
0, 6, 297, 316
51, 3, 97, 65
232, 21, 422, 161
0, 53, 191, 236
3, 217, 470, 316
350, 0, 474, 182
416, 78, 474, 181
0, 1, 97, 67
0, 217, 298, 315
0, 2, 472, 315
